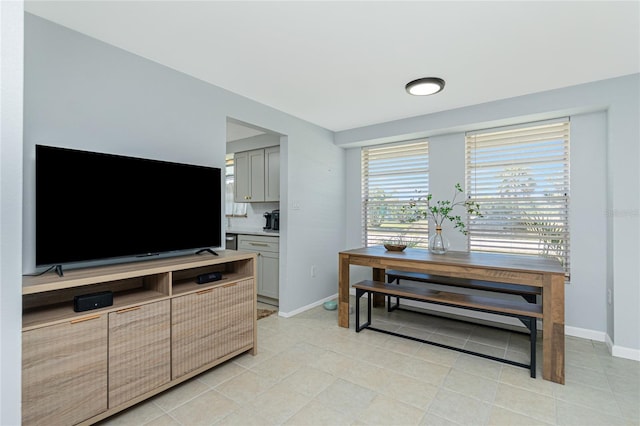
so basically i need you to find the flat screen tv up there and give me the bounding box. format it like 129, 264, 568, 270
36, 145, 222, 267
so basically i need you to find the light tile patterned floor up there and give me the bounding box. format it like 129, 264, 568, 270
100, 299, 640, 426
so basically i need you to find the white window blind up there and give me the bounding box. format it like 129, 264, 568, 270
362, 140, 429, 248
465, 119, 570, 278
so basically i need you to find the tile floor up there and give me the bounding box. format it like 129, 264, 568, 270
100, 298, 640, 426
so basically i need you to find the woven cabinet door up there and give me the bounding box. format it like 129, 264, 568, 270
213, 279, 255, 360
171, 288, 217, 379
22, 315, 108, 426
108, 300, 170, 408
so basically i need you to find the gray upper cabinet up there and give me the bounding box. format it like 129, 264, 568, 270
234, 146, 279, 203
264, 146, 280, 202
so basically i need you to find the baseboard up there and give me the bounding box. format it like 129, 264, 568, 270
605, 333, 614, 353
257, 295, 279, 307
606, 333, 640, 361
565, 325, 606, 342
278, 293, 338, 318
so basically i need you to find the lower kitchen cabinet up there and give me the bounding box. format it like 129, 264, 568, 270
22, 314, 108, 426
260, 251, 279, 299
238, 234, 279, 300
108, 300, 170, 407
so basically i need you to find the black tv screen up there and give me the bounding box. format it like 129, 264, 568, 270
36, 145, 222, 266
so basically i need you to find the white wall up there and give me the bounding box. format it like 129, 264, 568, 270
23, 13, 345, 319
227, 133, 280, 154
1, 1, 24, 423
228, 202, 279, 230
568, 112, 608, 334
606, 81, 640, 358
427, 133, 466, 250
338, 75, 640, 357
280, 131, 345, 313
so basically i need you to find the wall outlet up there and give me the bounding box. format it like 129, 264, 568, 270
310, 265, 317, 278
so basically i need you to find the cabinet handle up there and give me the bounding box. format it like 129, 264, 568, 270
116, 306, 141, 314
250, 242, 269, 247
70, 314, 101, 324
223, 283, 238, 288
196, 288, 213, 295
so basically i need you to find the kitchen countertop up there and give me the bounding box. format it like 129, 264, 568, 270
226, 227, 279, 237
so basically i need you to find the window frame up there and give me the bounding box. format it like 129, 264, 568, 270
361, 140, 430, 248
465, 118, 571, 279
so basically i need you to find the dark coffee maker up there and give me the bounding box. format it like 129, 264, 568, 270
263, 211, 273, 230
271, 209, 280, 231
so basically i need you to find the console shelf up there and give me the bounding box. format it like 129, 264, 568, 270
172, 271, 253, 296
22, 289, 168, 330
22, 251, 257, 426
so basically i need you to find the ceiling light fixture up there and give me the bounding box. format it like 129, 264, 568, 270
405, 77, 445, 96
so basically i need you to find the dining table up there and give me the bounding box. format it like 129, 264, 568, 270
338, 246, 566, 384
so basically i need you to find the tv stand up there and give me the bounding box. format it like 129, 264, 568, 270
196, 248, 218, 256
22, 252, 257, 425
54, 264, 64, 277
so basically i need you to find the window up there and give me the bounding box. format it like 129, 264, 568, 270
465, 119, 570, 278
225, 154, 247, 217
362, 140, 429, 248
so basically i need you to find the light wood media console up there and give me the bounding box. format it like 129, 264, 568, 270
22, 251, 257, 426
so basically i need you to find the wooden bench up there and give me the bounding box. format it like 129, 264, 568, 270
385, 269, 541, 306
352, 279, 542, 377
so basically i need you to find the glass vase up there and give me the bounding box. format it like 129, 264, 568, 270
429, 226, 450, 254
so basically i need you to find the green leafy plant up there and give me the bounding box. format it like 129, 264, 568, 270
401, 183, 482, 235
383, 233, 421, 248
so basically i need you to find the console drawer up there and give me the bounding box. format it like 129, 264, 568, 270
238, 235, 279, 253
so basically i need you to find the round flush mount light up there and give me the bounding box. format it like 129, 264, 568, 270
405, 77, 445, 96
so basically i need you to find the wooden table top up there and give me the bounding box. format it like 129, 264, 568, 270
340, 246, 565, 275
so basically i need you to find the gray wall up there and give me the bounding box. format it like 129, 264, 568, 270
23, 13, 345, 317
338, 74, 640, 356
1, 2, 24, 424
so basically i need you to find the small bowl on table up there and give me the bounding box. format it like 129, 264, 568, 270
384, 244, 407, 252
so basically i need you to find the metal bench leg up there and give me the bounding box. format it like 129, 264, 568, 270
368, 290, 372, 325
387, 296, 400, 312
517, 315, 537, 377
387, 277, 400, 312
355, 288, 371, 332
530, 317, 537, 378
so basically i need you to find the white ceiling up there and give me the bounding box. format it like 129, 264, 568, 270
25, 1, 640, 132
